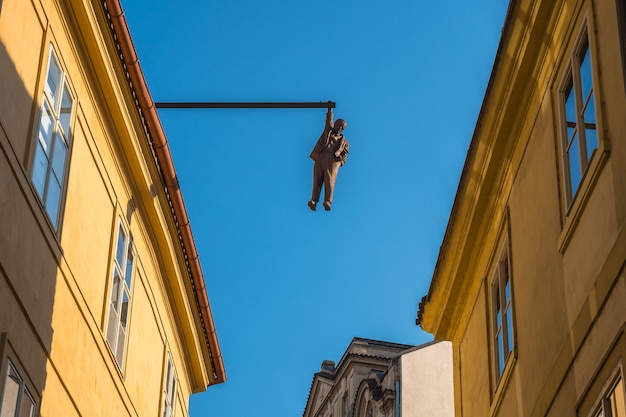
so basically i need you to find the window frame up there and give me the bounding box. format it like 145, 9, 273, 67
0, 335, 39, 417
557, 24, 598, 208
104, 218, 135, 372
489, 235, 515, 389
554, 15, 610, 252
0, 360, 36, 417
162, 352, 177, 417
30, 45, 75, 233
585, 366, 626, 417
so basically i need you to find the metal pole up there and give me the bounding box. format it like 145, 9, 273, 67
154, 101, 336, 109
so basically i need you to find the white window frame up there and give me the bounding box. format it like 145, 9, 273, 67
30, 46, 75, 231
490, 236, 515, 387
162, 353, 177, 417
105, 219, 135, 370
554, 15, 610, 252
558, 25, 598, 208
0, 359, 37, 417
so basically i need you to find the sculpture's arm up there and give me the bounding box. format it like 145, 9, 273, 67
325, 107, 333, 130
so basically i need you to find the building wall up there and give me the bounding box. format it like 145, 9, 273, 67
303, 339, 454, 417
420, 0, 626, 416
0, 0, 215, 416
400, 341, 453, 417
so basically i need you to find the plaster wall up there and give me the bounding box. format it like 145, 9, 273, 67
400, 341, 453, 417
421, 0, 626, 416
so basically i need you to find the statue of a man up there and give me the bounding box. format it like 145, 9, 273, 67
308, 108, 349, 211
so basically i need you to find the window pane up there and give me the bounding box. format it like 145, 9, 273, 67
568, 133, 582, 197
584, 94, 598, 159
115, 228, 126, 267
567, 123, 577, 143
18, 390, 35, 417
44, 176, 61, 228
110, 270, 122, 310
169, 377, 176, 408
51, 134, 67, 183
106, 300, 119, 350
497, 331, 504, 376
106, 270, 122, 349
579, 43, 593, 99
564, 80, 576, 125
506, 307, 514, 354
59, 84, 73, 136
585, 128, 598, 165
124, 248, 133, 290
38, 102, 54, 153
120, 290, 130, 327
610, 378, 626, 417
45, 53, 61, 105
115, 324, 126, 366
163, 358, 176, 417
0, 364, 21, 417
165, 361, 173, 393
31, 143, 48, 199
505, 275, 511, 304
493, 281, 501, 312
583, 92, 596, 125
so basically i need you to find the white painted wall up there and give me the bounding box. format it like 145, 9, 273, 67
400, 341, 454, 417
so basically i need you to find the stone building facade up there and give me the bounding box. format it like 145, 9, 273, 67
303, 338, 453, 417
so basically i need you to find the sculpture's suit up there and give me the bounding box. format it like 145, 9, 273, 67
309, 111, 349, 209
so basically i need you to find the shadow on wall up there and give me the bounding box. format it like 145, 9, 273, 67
0, 40, 57, 416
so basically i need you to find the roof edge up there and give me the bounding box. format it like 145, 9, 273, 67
102, 0, 225, 385
418, 0, 518, 335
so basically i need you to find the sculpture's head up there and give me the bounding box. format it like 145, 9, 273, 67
332, 119, 347, 134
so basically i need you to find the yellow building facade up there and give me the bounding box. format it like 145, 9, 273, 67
418, 0, 626, 416
0, 0, 224, 416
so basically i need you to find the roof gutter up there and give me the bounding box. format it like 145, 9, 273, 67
103, 0, 225, 385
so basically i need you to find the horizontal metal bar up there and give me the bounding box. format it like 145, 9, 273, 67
154, 101, 336, 109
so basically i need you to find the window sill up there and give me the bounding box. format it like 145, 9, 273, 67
558, 148, 610, 253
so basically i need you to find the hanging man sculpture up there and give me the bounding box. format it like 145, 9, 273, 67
308, 108, 349, 211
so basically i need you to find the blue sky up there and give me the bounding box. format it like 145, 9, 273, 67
120, 1, 509, 416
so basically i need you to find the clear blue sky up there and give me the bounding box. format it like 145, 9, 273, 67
120, 1, 509, 416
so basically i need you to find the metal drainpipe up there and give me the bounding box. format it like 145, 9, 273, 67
103, 0, 225, 385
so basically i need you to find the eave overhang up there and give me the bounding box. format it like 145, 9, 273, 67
100, 0, 226, 385
418, 0, 559, 339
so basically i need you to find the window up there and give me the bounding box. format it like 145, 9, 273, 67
591, 376, 626, 417
31, 47, 74, 230
558, 29, 598, 208
490, 242, 514, 384
105, 221, 134, 369
162, 354, 177, 417
0, 360, 36, 417
554, 18, 610, 251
